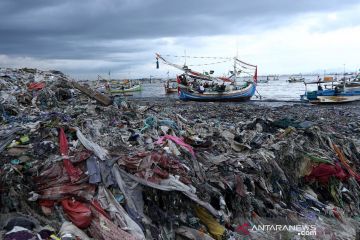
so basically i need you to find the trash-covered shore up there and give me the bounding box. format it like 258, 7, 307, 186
1, 68, 360, 239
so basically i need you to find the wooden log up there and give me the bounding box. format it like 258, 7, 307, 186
70, 81, 112, 106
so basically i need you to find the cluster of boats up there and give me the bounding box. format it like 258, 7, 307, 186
95, 53, 360, 104
257, 75, 279, 83
156, 53, 360, 104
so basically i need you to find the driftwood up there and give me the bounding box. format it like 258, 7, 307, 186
64, 80, 112, 106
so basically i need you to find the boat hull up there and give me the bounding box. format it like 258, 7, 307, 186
179, 83, 256, 102
303, 88, 360, 104
288, 79, 304, 83
315, 95, 360, 103
165, 87, 178, 94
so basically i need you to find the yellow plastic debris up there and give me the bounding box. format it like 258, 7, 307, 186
194, 206, 225, 240
50, 234, 61, 240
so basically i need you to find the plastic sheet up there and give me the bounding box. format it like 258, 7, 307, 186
75, 128, 109, 161
155, 135, 195, 157
333, 144, 360, 182
59, 221, 91, 240
89, 201, 137, 240
175, 226, 215, 240
194, 206, 225, 240
305, 163, 348, 184
97, 186, 146, 240
28, 82, 46, 91
114, 166, 219, 217
61, 199, 92, 229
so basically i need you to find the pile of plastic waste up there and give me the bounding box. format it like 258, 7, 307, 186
1, 68, 360, 239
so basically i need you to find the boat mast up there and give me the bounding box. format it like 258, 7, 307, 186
234, 45, 238, 83
184, 50, 187, 67
343, 64, 346, 92
233, 57, 237, 84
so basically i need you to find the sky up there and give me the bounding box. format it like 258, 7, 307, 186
0, 0, 359, 79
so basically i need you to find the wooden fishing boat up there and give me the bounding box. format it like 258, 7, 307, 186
156, 53, 258, 102
164, 80, 178, 94
95, 76, 142, 94
316, 94, 360, 103
178, 82, 255, 101
288, 75, 305, 83
110, 84, 142, 93
301, 78, 360, 104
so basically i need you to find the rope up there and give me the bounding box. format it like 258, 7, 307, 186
187, 59, 232, 67
164, 55, 232, 60
255, 88, 263, 100
239, 71, 254, 76
235, 62, 256, 70
235, 58, 257, 68
157, 53, 257, 81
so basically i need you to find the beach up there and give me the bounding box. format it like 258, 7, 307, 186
1, 69, 360, 239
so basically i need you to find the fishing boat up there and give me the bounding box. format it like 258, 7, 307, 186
288, 74, 305, 83
110, 84, 142, 93
349, 72, 360, 82
257, 77, 269, 84
164, 79, 178, 94
178, 80, 256, 101
95, 76, 142, 94
300, 77, 360, 103
156, 53, 258, 102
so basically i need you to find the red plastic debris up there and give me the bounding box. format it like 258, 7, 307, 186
59, 128, 82, 182
305, 163, 348, 184
28, 82, 46, 91
61, 199, 92, 229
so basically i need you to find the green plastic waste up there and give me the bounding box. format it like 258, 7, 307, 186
11, 159, 20, 165
20, 135, 30, 144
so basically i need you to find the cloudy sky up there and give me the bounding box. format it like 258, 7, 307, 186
0, 0, 359, 79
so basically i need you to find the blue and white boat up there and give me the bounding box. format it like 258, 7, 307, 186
301, 77, 360, 103
156, 53, 258, 102
178, 77, 256, 102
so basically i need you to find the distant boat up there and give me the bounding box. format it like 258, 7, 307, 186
355, 73, 360, 81
257, 75, 278, 83
288, 74, 305, 83
156, 53, 258, 102
270, 75, 280, 81
164, 79, 178, 94
301, 77, 360, 103
110, 84, 142, 93
257, 77, 269, 83
344, 73, 360, 82
95, 76, 142, 94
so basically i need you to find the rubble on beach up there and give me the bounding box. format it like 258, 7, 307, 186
1, 68, 360, 239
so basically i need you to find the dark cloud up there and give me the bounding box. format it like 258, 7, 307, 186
0, 0, 359, 75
